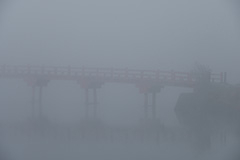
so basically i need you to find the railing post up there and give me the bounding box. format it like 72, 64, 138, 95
224, 72, 227, 83
140, 71, 144, 79
156, 70, 160, 80
220, 72, 223, 83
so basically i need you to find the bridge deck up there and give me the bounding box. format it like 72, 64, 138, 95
0, 65, 224, 87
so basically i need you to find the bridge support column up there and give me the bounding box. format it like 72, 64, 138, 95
84, 88, 98, 119
25, 78, 49, 122
31, 86, 36, 119
144, 93, 148, 119
93, 88, 97, 118
143, 92, 158, 119
38, 86, 43, 119
78, 79, 104, 120
85, 88, 89, 119
152, 92, 156, 119
137, 83, 162, 120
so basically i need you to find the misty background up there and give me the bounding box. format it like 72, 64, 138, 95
0, 0, 239, 127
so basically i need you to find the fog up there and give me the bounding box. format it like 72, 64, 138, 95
0, 0, 240, 160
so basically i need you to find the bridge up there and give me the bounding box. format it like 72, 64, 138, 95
0, 65, 226, 122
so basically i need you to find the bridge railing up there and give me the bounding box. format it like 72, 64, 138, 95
211, 72, 226, 83
0, 65, 224, 83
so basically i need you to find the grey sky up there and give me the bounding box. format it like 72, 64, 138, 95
0, 1, 239, 80
0, 0, 239, 125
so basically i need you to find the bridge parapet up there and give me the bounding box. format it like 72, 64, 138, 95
0, 65, 225, 87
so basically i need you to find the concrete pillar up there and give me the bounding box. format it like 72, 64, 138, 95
144, 93, 148, 119
137, 83, 162, 121
79, 79, 103, 121
85, 88, 89, 119
31, 86, 36, 119
84, 88, 98, 119
152, 92, 156, 119
142, 92, 158, 120
38, 86, 43, 119
93, 88, 97, 119
25, 78, 49, 121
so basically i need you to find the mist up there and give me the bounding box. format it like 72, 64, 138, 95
0, 0, 240, 160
